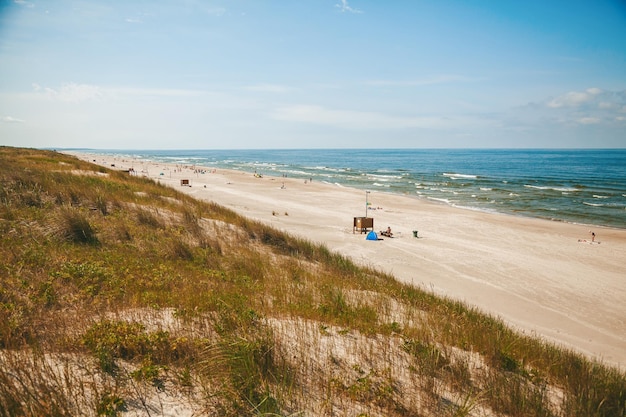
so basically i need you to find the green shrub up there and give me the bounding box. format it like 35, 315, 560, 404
96, 392, 127, 416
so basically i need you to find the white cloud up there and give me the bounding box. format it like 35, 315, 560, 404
335, 0, 362, 14
30, 83, 205, 103
1, 116, 25, 123
33, 83, 104, 102
547, 87, 603, 108
14, 0, 34, 8
517, 88, 626, 129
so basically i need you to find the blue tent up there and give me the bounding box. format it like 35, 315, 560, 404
366, 231, 379, 241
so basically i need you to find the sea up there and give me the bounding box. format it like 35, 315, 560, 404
80, 149, 626, 230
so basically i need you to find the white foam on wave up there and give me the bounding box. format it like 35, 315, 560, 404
480, 187, 492, 191
428, 197, 451, 204
321, 180, 344, 187
443, 172, 478, 179
277, 169, 305, 176
593, 195, 610, 199
369, 173, 402, 180
524, 185, 579, 192
373, 182, 390, 188
306, 165, 347, 173
583, 202, 603, 207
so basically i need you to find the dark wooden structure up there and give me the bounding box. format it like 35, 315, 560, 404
353, 216, 374, 234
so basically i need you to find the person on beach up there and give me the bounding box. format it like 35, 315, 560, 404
579, 231, 598, 243
381, 226, 393, 237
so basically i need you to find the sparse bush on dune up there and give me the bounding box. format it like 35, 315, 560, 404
51, 208, 100, 245
0, 146, 624, 417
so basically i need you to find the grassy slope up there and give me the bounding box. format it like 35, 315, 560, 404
0, 146, 624, 417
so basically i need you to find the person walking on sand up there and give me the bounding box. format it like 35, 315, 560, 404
591, 231, 595, 242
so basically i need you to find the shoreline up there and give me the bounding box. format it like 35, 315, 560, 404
65, 148, 626, 231
68, 151, 626, 369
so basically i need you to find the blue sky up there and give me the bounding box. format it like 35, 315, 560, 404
1, 0, 625, 149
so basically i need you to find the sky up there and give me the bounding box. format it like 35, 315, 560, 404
0, 0, 625, 149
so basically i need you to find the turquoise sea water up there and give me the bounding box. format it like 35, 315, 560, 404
82, 149, 626, 229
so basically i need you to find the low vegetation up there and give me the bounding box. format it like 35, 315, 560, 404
0, 146, 624, 416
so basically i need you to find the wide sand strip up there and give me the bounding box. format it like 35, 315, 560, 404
71, 153, 626, 369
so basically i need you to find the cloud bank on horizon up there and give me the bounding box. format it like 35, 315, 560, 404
0, 0, 625, 149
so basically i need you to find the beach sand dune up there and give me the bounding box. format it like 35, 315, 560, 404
73, 153, 626, 369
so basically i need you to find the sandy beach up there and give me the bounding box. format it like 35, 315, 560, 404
71, 152, 626, 369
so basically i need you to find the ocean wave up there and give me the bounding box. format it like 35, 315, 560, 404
373, 182, 390, 188
307, 165, 349, 173
368, 173, 403, 180
480, 187, 492, 191
252, 162, 280, 168
428, 197, 451, 204
592, 195, 610, 199
284, 169, 310, 176
583, 201, 626, 209
524, 185, 580, 192
443, 172, 478, 179
320, 181, 345, 188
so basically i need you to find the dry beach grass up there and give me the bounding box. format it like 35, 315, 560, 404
0, 146, 624, 416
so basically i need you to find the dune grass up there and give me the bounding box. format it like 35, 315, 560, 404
0, 146, 624, 416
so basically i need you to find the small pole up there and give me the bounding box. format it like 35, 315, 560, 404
365, 190, 370, 218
